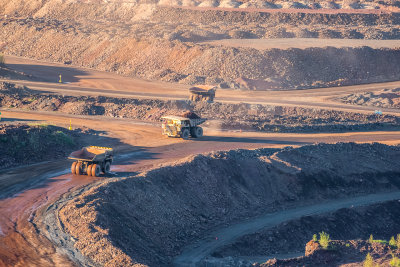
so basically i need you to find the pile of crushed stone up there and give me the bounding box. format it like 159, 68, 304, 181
341, 88, 400, 109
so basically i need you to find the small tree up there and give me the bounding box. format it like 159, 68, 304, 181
312, 234, 318, 242
363, 253, 374, 267
319, 231, 331, 249
390, 236, 397, 248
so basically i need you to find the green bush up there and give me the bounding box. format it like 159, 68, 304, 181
0, 53, 4, 65
312, 234, 318, 242
390, 236, 397, 248
319, 231, 331, 249
364, 253, 374, 267
390, 256, 400, 267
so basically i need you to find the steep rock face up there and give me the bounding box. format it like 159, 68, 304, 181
59, 143, 400, 266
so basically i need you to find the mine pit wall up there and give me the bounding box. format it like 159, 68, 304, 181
216, 199, 400, 259
1, 3, 400, 88
58, 143, 400, 266
2, 1, 400, 26
1, 19, 400, 88
152, 6, 400, 26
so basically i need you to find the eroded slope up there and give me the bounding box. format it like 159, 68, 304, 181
56, 143, 400, 266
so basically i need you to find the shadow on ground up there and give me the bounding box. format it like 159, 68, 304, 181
191, 135, 308, 145
6, 63, 89, 83
0, 127, 156, 200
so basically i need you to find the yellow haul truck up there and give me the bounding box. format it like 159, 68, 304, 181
69, 146, 113, 176
162, 114, 206, 139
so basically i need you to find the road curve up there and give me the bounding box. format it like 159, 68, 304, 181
173, 191, 400, 266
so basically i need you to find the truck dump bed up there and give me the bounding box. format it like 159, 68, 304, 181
189, 86, 216, 102
68, 146, 113, 162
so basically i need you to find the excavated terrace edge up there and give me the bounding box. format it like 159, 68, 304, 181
39, 145, 400, 267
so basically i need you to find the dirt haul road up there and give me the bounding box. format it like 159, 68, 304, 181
173, 191, 400, 266
0, 109, 399, 266
3, 55, 400, 116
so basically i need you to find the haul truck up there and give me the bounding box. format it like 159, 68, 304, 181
189, 86, 216, 103
162, 114, 206, 139
69, 146, 113, 176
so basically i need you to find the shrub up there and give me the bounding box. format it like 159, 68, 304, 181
363, 253, 374, 267
319, 231, 331, 249
312, 234, 318, 242
390, 236, 397, 248
0, 53, 4, 65
390, 256, 400, 267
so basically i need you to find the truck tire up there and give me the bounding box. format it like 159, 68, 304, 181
91, 164, 100, 177
71, 162, 77, 174
103, 162, 111, 174
75, 162, 82, 175
196, 127, 203, 137
87, 164, 93, 176
192, 127, 203, 138
181, 128, 190, 139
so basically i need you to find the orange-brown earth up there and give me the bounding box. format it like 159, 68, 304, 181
0, 109, 399, 266
0, 1, 400, 266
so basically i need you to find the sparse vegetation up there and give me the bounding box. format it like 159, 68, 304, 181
390, 236, 397, 248
0, 124, 79, 169
368, 235, 388, 245
312, 234, 318, 242
369, 234, 374, 243
28, 123, 49, 128
364, 253, 374, 267
0, 53, 4, 65
52, 130, 75, 146
319, 231, 331, 249
397, 234, 400, 248
391, 255, 400, 267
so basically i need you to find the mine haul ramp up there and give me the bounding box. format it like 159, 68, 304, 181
162, 115, 206, 139
69, 146, 113, 177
